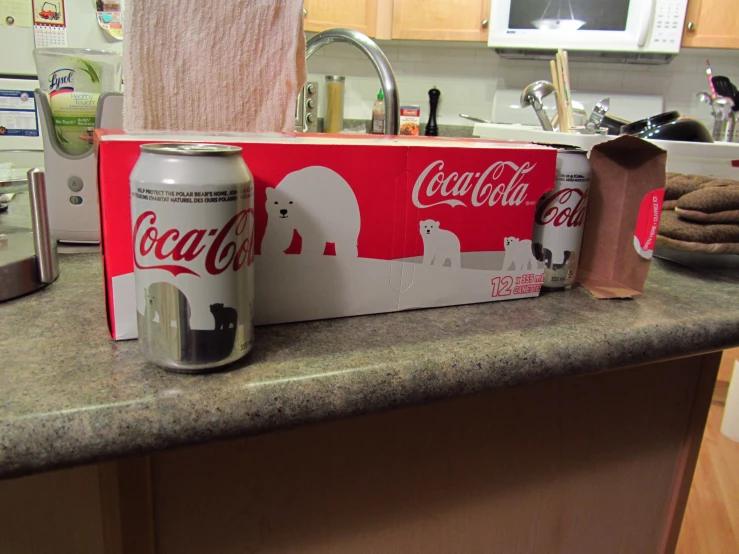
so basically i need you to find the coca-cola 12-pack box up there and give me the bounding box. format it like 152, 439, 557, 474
96, 132, 557, 340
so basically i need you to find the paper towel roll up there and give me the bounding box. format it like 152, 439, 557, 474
124, 0, 307, 133
721, 360, 739, 442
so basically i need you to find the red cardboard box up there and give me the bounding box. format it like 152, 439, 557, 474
96, 132, 556, 340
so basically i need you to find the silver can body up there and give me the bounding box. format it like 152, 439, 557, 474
532, 148, 591, 289
130, 143, 255, 372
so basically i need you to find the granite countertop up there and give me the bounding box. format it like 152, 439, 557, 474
2, 253, 739, 478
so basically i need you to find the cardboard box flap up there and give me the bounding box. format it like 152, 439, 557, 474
96, 128, 554, 150
589, 133, 665, 159
578, 136, 666, 299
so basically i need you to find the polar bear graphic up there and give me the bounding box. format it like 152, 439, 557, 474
144, 282, 191, 329
533, 241, 573, 269
262, 166, 361, 256
502, 237, 536, 271
420, 220, 461, 269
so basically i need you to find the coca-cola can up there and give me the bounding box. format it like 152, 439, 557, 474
130, 143, 255, 372
532, 147, 590, 289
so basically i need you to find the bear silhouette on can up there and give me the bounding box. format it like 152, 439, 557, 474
210, 303, 238, 330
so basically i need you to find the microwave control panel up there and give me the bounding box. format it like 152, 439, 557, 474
651, 0, 688, 48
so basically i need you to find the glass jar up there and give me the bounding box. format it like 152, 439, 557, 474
324, 75, 345, 134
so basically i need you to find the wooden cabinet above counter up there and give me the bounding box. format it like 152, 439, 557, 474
304, 0, 739, 49
303, 0, 385, 38
304, 0, 491, 42
391, 0, 491, 41
681, 0, 739, 48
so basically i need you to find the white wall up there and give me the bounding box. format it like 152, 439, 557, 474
307, 41, 739, 130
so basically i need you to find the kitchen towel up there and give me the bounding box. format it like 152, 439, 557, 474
124, 0, 307, 133
663, 173, 716, 209
664, 173, 715, 200
675, 182, 739, 223
656, 210, 739, 254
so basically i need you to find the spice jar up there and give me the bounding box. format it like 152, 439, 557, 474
324, 76, 345, 134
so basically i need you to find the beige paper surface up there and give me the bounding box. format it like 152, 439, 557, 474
1, 0, 33, 27
124, 0, 307, 133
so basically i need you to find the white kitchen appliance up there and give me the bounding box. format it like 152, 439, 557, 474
0, 0, 123, 240
36, 90, 122, 242
488, 0, 688, 62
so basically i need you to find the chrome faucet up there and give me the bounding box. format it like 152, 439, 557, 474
305, 28, 399, 135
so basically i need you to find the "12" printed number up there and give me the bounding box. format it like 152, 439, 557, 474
491, 276, 514, 297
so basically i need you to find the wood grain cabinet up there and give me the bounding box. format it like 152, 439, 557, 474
682, 0, 739, 49
303, 0, 381, 37
0, 353, 722, 554
302, 0, 492, 42
392, 0, 492, 41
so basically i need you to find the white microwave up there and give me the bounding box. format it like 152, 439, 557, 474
487, 0, 688, 54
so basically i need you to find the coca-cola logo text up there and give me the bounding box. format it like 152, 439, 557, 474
535, 188, 589, 228
133, 210, 255, 277
412, 160, 535, 209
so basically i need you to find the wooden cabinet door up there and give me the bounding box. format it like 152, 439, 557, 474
392, 0, 491, 41
303, 0, 379, 38
682, 0, 739, 48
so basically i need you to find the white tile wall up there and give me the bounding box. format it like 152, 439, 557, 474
307, 41, 739, 130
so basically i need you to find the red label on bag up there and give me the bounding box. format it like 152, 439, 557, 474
634, 189, 664, 259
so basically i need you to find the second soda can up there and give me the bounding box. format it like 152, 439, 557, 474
532, 147, 591, 289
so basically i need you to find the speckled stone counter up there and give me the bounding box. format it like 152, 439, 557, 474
1, 253, 739, 478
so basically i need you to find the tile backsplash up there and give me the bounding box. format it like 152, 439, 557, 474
307, 41, 739, 131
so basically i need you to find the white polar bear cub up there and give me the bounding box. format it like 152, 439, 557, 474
262, 166, 361, 256
420, 220, 461, 269
502, 237, 535, 271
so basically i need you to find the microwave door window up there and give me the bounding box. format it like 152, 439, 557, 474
509, 0, 630, 31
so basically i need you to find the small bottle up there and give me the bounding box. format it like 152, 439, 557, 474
371, 89, 385, 134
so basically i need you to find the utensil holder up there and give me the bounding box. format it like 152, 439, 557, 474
713, 116, 735, 142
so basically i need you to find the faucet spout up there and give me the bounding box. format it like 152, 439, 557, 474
306, 29, 399, 135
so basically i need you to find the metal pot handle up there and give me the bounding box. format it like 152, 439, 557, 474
27, 168, 60, 283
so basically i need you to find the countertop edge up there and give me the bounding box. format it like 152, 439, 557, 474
3, 315, 738, 480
